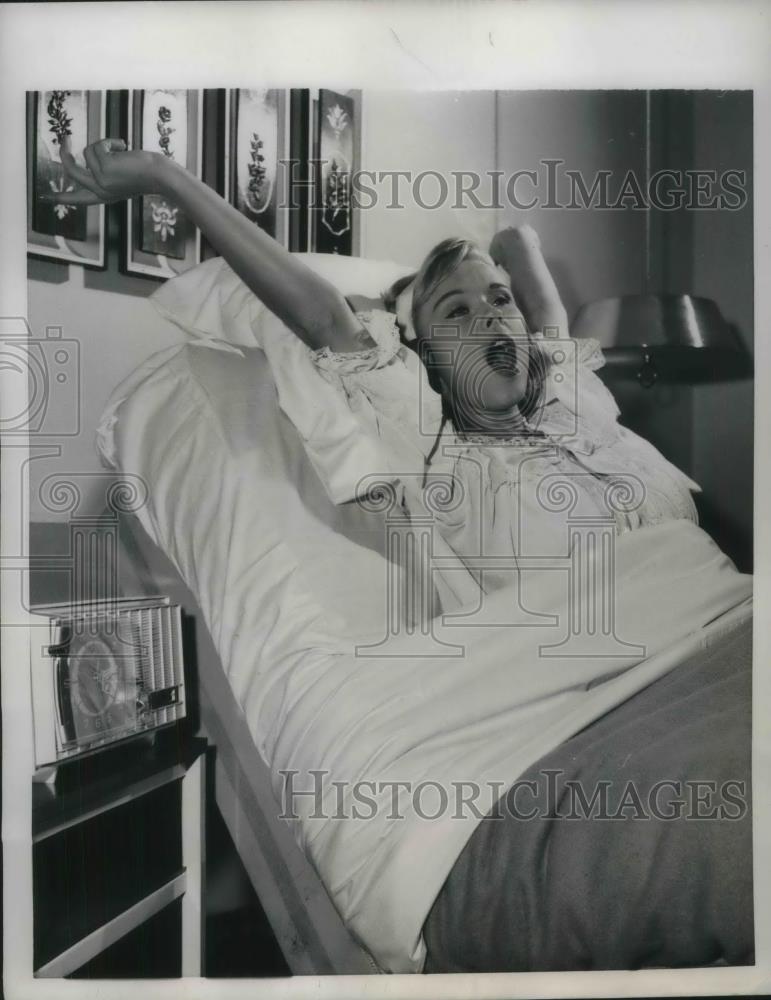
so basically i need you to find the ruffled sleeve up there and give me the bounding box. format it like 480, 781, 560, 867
569, 336, 621, 420
255, 308, 439, 505
310, 309, 401, 376
574, 335, 606, 372
577, 336, 622, 423
536, 335, 621, 454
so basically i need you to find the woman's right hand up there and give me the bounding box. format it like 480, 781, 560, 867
489, 223, 569, 339
489, 224, 542, 266
41, 135, 170, 206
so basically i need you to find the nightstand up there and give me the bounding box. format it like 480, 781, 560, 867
32, 729, 206, 979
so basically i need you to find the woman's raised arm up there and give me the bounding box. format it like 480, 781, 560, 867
44, 137, 375, 353
489, 225, 569, 339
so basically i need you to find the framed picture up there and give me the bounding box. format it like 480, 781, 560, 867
310, 88, 356, 256
224, 89, 290, 247
124, 89, 202, 279
26, 90, 107, 269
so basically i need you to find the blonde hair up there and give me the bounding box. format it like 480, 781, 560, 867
383, 237, 488, 339
384, 237, 552, 426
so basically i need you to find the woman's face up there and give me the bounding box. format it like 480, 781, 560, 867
415, 256, 532, 423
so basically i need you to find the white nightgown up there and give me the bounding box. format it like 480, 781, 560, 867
256, 306, 701, 611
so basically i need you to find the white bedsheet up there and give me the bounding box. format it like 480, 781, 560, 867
98, 342, 752, 973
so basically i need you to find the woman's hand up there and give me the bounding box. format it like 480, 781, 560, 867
489, 224, 569, 339
489, 224, 542, 267
41, 135, 170, 206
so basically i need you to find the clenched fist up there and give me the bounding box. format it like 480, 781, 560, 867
41, 135, 172, 206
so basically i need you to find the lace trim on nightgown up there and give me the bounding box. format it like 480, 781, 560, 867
310, 310, 402, 376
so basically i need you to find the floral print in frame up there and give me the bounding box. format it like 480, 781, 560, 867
125, 89, 202, 280
139, 90, 189, 259
27, 90, 107, 269
314, 89, 355, 256
225, 89, 289, 247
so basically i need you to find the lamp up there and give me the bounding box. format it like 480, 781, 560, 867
570, 295, 752, 388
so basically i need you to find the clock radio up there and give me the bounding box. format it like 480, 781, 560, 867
29, 596, 186, 768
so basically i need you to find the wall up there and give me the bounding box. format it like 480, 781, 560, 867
689, 91, 754, 570
496, 90, 648, 320
359, 90, 497, 266
26, 262, 182, 521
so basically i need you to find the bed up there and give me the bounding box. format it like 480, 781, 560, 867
98, 249, 754, 975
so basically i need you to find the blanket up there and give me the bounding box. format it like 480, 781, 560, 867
423, 616, 753, 971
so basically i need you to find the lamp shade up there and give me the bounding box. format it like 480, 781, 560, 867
571, 295, 751, 384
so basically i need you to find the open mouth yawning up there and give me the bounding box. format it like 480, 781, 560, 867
485, 336, 521, 375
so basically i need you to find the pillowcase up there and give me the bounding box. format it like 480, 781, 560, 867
148, 252, 415, 349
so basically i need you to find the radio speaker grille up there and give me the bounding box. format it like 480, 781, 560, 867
30, 597, 186, 766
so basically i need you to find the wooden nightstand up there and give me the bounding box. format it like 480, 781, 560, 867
32, 729, 207, 979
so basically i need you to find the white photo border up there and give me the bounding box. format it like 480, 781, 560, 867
2, 3, 770, 1000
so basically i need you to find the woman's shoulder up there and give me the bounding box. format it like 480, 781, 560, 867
538, 333, 620, 430
573, 335, 606, 371
530, 331, 607, 373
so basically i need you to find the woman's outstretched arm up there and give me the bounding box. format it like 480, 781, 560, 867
44, 137, 374, 352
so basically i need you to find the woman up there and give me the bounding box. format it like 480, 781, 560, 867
49, 139, 753, 974
46, 136, 701, 606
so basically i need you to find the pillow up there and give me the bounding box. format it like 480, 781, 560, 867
97, 342, 439, 712
149, 252, 415, 349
